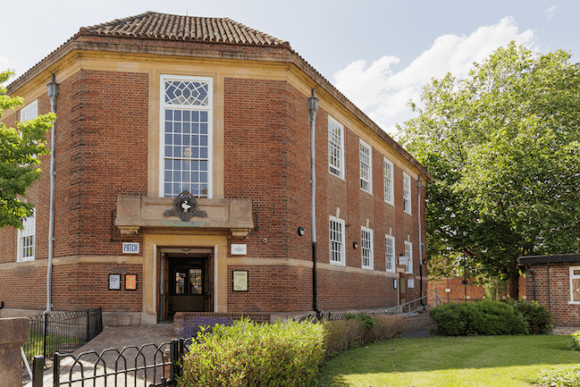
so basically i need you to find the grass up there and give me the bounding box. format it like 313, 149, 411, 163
316, 335, 580, 386
23, 330, 82, 361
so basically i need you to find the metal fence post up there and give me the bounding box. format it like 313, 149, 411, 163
170, 339, 179, 379
43, 314, 48, 359
53, 352, 60, 387
32, 355, 44, 387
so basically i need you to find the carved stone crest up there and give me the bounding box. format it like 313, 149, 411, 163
163, 191, 207, 221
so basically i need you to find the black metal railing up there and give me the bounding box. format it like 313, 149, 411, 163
24, 308, 103, 363
32, 338, 193, 387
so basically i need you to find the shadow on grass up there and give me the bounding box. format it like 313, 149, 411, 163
317, 335, 580, 386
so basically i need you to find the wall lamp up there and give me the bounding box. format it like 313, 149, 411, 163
353, 241, 358, 249
297, 226, 305, 236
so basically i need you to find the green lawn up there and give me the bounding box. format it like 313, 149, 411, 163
317, 335, 580, 386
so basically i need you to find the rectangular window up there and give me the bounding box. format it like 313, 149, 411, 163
404, 241, 413, 274
361, 227, 373, 270
570, 267, 580, 303
385, 235, 395, 272
360, 140, 372, 193
329, 216, 345, 266
17, 211, 35, 262
384, 158, 394, 205
403, 172, 412, 214
328, 116, 344, 178
20, 100, 38, 122
160, 75, 213, 198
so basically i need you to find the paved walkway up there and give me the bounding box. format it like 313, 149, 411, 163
23, 323, 180, 387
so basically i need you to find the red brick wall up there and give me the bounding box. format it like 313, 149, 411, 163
525, 264, 580, 327
429, 276, 527, 304
223, 78, 426, 312
52, 263, 142, 312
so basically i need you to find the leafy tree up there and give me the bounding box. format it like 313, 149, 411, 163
399, 43, 580, 299
0, 70, 54, 229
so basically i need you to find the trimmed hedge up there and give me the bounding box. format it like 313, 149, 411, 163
178, 318, 325, 387
430, 299, 529, 336
508, 299, 554, 335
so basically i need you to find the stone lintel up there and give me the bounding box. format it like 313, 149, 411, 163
115, 195, 253, 235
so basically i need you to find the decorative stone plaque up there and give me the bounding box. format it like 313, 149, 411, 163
163, 191, 207, 221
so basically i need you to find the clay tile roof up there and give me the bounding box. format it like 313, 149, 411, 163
78, 11, 289, 47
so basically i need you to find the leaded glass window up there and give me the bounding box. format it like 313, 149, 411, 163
328, 117, 344, 178
384, 158, 394, 205
361, 227, 373, 270
360, 140, 372, 193
403, 172, 412, 214
17, 210, 35, 262
385, 235, 395, 272
329, 216, 345, 265
160, 76, 212, 198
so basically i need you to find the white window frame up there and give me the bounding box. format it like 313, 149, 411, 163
329, 216, 346, 266
328, 116, 344, 179
20, 100, 38, 122
17, 210, 35, 262
385, 235, 395, 272
384, 158, 394, 205
403, 172, 412, 214
570, 267, 580, 304
403, 241, 413, 274
159, 75, 213, 199
359, 140, 372, 194
361, 226, 373, 270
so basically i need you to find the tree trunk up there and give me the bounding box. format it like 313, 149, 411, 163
507, 274, 520, 300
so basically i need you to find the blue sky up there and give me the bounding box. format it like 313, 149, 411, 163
2, 0, 578, 137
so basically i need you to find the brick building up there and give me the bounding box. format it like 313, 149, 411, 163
520, 254, 580, 327
0, 12, 429, 325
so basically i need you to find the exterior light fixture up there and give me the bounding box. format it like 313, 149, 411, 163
353, 241, 358, 249
297, 226, 305, 236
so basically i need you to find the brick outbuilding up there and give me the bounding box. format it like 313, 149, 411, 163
520, 254, 580, 327
0, 12, 429, 325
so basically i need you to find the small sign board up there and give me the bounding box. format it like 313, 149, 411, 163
231, 244, 247, 255
232, 270, 248, 292
109, 274, 121, 290
123, 243, 139, 254
408, 278, 415, 289
125, 274, 137, 291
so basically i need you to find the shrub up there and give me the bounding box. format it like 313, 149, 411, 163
178, 317, 325, 387
177, 316, 229, 339
508, 299, 554, 335
323, 314, 403, 356
569, 331, 580, 351
532, 366, 580, 387
430, 300, 528, 336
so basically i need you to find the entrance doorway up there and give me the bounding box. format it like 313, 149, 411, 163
159, 252, 212, 321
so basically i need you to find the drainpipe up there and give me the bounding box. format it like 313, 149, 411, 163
417, 176, 424, 307
526, 267, 537, 301
308, 89, 322, 319
546, 265, 551, 311
44, 74, 59, 315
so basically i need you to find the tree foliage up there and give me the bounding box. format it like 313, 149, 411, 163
399, 43, 580, 298
0, 70, 54, 229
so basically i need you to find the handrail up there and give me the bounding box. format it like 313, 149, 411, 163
385, 289, 441, 315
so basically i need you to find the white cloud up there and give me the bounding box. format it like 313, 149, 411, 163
546, 5, 558, 20
332, 17, 535, 137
